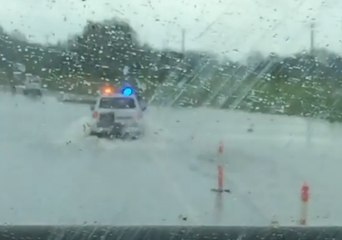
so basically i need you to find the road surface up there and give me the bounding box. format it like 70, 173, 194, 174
0, 93, 342, 226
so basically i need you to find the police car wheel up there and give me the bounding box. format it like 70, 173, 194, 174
89, 131, 97, 136
89, 131, 105, 138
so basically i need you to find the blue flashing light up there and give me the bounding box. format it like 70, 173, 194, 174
122, 87, 134, 96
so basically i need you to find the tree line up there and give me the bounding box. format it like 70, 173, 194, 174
1, 18, 342, 121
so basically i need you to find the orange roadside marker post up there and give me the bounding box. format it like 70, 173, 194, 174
211, 141, 230, 193
299, 182, 309, 226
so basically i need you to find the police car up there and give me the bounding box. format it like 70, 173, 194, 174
89, 84, 146, 139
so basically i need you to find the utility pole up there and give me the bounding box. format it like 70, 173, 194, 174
45, 34, 50, 45
307, 21, 315, 145
181, 29, 186, 54
310, 22, 315, 55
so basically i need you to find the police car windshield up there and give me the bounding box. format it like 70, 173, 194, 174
99, 97, 136, 109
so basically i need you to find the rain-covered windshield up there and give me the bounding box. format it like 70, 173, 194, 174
1, 0, 342, 228
99, 97, 136, 109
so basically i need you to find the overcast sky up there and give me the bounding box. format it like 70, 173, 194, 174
0, 0, 341, 61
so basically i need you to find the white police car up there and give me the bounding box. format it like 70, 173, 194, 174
89, 84, 146, 139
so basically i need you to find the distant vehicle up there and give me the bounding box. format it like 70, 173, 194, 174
10, 85, 16, 95
23, 75, 42, 97
89, 84, 146, 139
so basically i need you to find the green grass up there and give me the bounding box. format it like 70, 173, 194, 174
10, 71, 342, 123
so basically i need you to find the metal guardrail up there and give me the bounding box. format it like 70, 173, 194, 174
0, 226, 340, 240
57, 92, 97, 105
